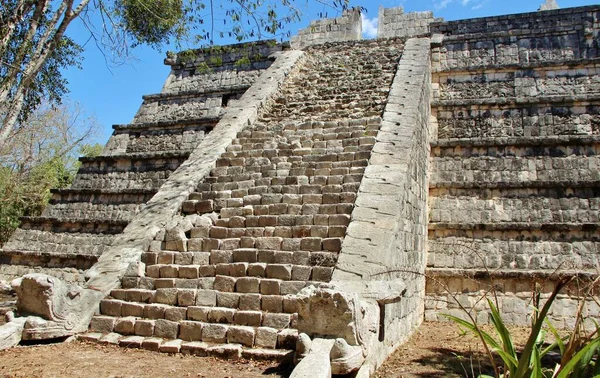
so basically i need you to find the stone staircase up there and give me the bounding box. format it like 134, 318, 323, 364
85, 38, 406, 357
427, 11, 600, 327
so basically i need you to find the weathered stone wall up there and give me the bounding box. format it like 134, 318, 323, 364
426, 5, 600, 327
290, 9, 361, 50
377, 7, 439, 39
131, 41, 284, 125
430, 7, 600, 70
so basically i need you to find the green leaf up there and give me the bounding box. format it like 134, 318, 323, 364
487, 298, 518, 374
556, 337, 600, 378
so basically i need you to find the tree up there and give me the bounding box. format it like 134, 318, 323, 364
0, 0, 351, 151
0, 101, 102, 245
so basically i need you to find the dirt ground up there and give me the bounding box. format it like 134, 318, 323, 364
0, 321, 533, 378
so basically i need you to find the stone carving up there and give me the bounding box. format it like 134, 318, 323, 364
12, 274, 103, 340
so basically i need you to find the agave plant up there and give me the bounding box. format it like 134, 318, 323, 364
443, 277, 600, 378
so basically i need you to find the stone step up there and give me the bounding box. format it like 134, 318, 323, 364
2, 228, 115, 257
144, 249, 338, 267
112, 116, 220, 132
183, 196, 356, 215
144, 261, 333, 282
17, 216, 128, 234
42, 202, 141, 221
79, 150, 191, 163
102, 290, 299, 316
219, 146, 374, 160
195, 178, 363, 193
162, 234, 344, 254
80, 331, 295, 359
49, 188, 156, 201
194, 174, 364, 192
0, 248, 98, 270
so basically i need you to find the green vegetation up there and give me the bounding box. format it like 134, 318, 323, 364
0, 102, 101, 246
443, 277, 600, 377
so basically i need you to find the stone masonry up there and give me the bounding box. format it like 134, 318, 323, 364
1, 3, 600, 377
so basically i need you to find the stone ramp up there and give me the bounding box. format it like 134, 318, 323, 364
427, 6, 600, 327
84, 38, 406, 358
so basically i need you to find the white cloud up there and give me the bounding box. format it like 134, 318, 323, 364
434, 0, 487, 11
361, 14, 378, 39
434, 0, 453, 10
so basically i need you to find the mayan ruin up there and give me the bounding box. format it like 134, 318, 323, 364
1, 1, 599, 376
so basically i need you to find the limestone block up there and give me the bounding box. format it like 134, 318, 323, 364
118, 335, 144, 349
266, 264, 292, 280
281, 281, 307, 295
239, 294, 261, 311
100, 300, 122, 317
144, 304, 167, 319
202, 323, 228, 343
160, 339, 183, 353
134, 319, 155, 336
114, 317, 136, 335
227, 325, 256, 347
248, 263, 267, 277
210, 250, 233, 264
263, 313, 291, 329
260, 279, 281, 295
262, 295, 283, 312
208, 343, 242, 359
153, 288, 178, 305
209, 308, 235, 323
154, 319, 179, 339
196, 290, 217, 306
187, 306, 210, 322
179, 321, 203, 341
181, 341, 210, 356
177, 289, 197, 307
90, 316, 116, 333
165, 307, 187, 322
292, 266, 312, 281
236, 277, 260, 293
213, 275, 236, 292
234, 310, 262, 326
217, 292, 240, 308
255, 327, 278, 348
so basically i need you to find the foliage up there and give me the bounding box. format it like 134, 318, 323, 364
442, 277, 600, 378
0, 102, 101, 246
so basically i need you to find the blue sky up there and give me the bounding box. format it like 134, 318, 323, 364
62, 0, 597, 144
